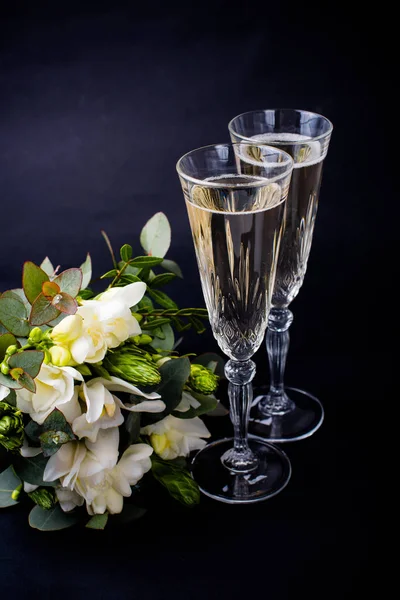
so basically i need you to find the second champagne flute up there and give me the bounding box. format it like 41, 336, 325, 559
177, 143, 293, 503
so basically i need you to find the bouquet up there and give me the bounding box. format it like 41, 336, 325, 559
0, 213, 224, 531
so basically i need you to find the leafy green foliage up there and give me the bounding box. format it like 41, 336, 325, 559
29, 504, 81, 531
142, 357, 190, 425
147, 289, 178, 309
0, 333, 18, 362
26, 409, 76, 457
29, 294, 60, 326
120, 244, 133, 262
140, 212, 171, 258
40, 257, 55, 278
23, 262, 49, 304
86, 513, 108, 529
52, 292, 78, 314
0, 295, 30, 337
53, 268, 82, 297
193, 353, 226, 379
149, 273, 177, 288
0, 465, 22, 508
8, 350, 44, 379
151, 455, 200, 506
13, 453, 56, 487
80, 254, 92, 290
161, 259, 183, 278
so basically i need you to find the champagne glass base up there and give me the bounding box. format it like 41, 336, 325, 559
191, 438, 291, 504
249, 386, 324, 443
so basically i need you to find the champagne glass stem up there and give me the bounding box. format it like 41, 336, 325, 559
259, 308, 296, 416
221, 359, 258, 473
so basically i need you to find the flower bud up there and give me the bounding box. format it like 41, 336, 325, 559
49, 345, 73, 367
5, 345, 18, 356
131, 312, 143, 323
104, 348, 161, 386
28, 327, 43, 343
0, 363, 9, 375
11, 484, 23, 501
28, 487, 57, 510
156, 357, 172, 367
0, 402, 24, 452
188, 364, 219, 395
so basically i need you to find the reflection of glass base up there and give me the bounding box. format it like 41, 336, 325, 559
249, 386, 324, 443
191, 438, 291, 504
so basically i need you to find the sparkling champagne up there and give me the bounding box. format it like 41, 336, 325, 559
183, 174, 288, 361
246, 133, 327, 307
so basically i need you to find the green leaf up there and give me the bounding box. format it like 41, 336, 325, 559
91, 363, 112, 380
120, 244, 133, 262
161, 259, 183, 278
38, 409, 76, 457
116, 274, 142, 285
149, 323, 175, 352
0, 466, 22, 508
18, 371, 36, 393
86, 513, 108, 529
53, 268, 82, 297
142, 357, 190, 424
52, 292, 78, 315
29, 294, 60, 326
80, 253, 92, 290
0, 372, 22, 389
25, 420, 41, 443
13, 454, 56, 487
193, 353, 226, 379
149, 273, 177, 288
76, 363, 92, 377
140, 212, 171, 258
100, 269, 118, 280
8, 350, 44, 378
77, 289, 95, 300
172, 392, 218, 419
129, 256, 164, 268
125, 412, 141, 445
137, 296, 153, 310
5, 289, 31, 312
142, 318, 171, 330
0, 333, 17, 362
29, 504, 81, 531
151, 456, 200, 506
0, 296, 30, 337
22, 262, 49, 304
40, 257, 55, 278
147, 289, 178, 310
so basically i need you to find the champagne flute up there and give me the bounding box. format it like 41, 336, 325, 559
229, 109, 333, 442
176, 143, 293, 503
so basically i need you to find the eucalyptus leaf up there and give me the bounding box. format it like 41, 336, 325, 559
53, 268, 82, 298
4, 389, 17, 406
0, 465, 22, 508
80, 253, 92, 290
29, 294, 60, 326
0, 296, 30, 337
29, 504, 81, 531
18, 371, 36, 393
40, 257, 55, 278
6, 288, 31, 311
8, 350, 44, 378
0, 333, 17, 362
52, 292, 78, 315
22, 262, 49, 304
13, 454, 56, 487
0, 372, 22, 389
161, 259, 183, 278
38, 409, 76, 457
149, 323, 174, 352
124, 412, 141, 445
86, 513, 108, 529
140, 212, 171, 258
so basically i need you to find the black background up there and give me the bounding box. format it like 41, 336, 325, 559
0, 2, 385, 598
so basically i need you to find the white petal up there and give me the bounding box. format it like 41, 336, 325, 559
100, 282, 146, 308
82, 381, 106, 423
85, 427, 119, 470
0, 385, 10, 401
43, 442, 79, 483
102, 376, 161, 399
56, 487, 84, 512
120, 399, 166, 413
169, 415, 211, 438
59, 388, 82, 423
60, 366, 84, 381
23, 482, 39, 493
73, 406, 124, 443
70, 336, 90, 364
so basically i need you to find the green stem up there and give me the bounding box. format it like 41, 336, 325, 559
108, 261, 131, 289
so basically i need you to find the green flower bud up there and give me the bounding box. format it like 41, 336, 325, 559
28, 487, 57, 510
188, 364, 219, 395
49, 345, 73, 367
29, 327, 43, 343
11, 483, 23, 501
131, 312, 143, 323
0, 363, 10, 375
5, 345, 18, 356
0, 402, 24, 452
104, 348, 161, 386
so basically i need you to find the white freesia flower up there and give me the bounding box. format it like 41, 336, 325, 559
72, 376, 165, 443
56, 487, 84, 512
16, 363, 83, 425
44, 428, 153, 515
141, 414, 211, 460
51, 282, 146, 364
174, 390, 201, 413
